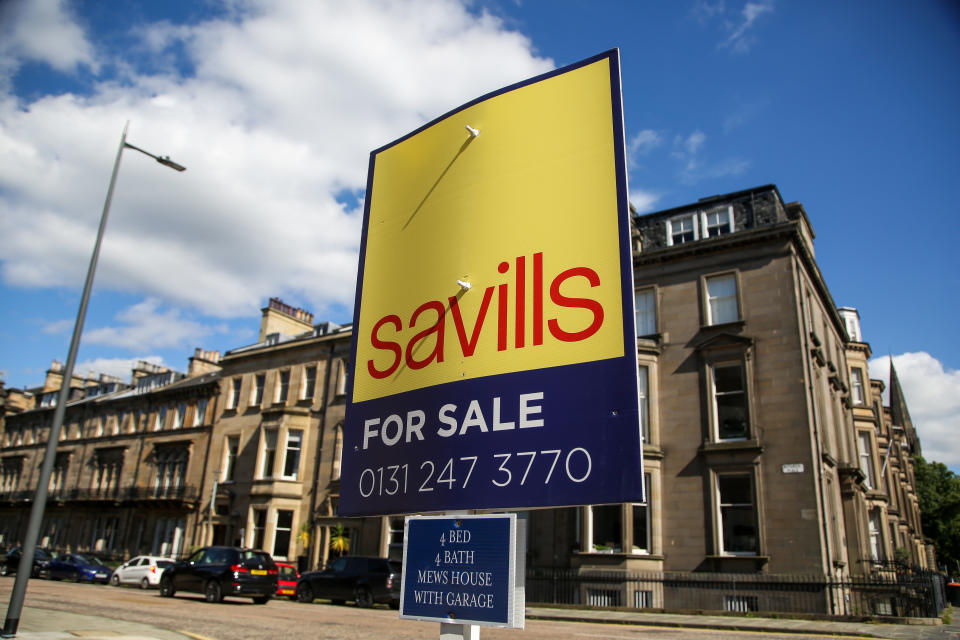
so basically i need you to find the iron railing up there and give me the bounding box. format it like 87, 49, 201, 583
525, 567, 947, 619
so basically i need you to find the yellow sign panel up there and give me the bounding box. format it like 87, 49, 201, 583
354, 55, 624, 403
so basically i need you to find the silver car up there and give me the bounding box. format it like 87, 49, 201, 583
110, 555, 175, 589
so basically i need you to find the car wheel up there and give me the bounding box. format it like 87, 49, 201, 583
252, 596, 270, 605
204, 580, 223, 603
159, 575, 175, 597
331, 599, 345, 606
110, 574, 120, 586
354, 586, 374, 608
389, 600, 400, 610
140, 577, 150, 590
296, 583, 314, 603
0, 564, 8, 577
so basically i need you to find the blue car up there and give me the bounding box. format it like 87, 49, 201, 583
47, 553, 111, 583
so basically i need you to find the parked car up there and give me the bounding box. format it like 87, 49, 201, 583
275, 562, 299, 599
0, 547, 52, 578
111, 555, 174, 589
296, 556, 400, 608
47, 553, 112, 583
159, 546, 277, 604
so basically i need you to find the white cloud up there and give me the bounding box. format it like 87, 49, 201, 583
629, 189, 661, 214
0, 0, 97, 88
0, 0, 553, 322
82, 298, 230, 351
868, 352, 960, 467
74, 355, 166, 383
628, 129, 662, 157
720, 1, 774, 53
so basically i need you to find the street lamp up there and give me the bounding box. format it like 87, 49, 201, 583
1, 122, 186, 638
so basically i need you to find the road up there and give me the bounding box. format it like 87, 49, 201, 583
1, 577, 868, 640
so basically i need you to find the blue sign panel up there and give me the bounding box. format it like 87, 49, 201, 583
400, 515, 523, 628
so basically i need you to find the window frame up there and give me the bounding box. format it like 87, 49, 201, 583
631, 473, 651, 554
858, 430, 877, 490
251, 374, 265, 407
710, 361, 751, 441
302, 365, 317, 401
850, 368, 866, 406
714, 471, 760, 556
281, 429, 303, 480
275, 370, 290, 404
227, 377, 241, 410
666, 213, 698, 246
634, 287, 658, 337
223, 435, 239, 482
260, 429, 278, 479
703, 271, 742, 326
701, 205, 734, 238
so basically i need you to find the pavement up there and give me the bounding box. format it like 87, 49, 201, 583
0, 603, 957, 639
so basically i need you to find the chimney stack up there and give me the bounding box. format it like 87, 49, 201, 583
258, 297, 315, 343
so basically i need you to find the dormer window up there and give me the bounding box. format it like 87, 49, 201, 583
666, 206, 735, 246
704, 206, 733, 237
667, 214, 697, 245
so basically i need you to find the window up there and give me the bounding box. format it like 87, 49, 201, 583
590, 504, 622, 553
227, 377, 241, 410
869, 509, 883, 562
850, 368, 865, 406
638, 366, 650, 443
260, 429, 277, 478
632, 474, 651, 554
154, 407, 166, 431
858, 431, 876, 489
251, 374, 265, 406
112, 414, 122, 435
706, 274, 739, 325
302, 365, 317, 401
712, 363, 749, 440
703, 206, 733, 237
282, 430, 302, 480
194, 398, 208, 426
223, 435, 239, 482
49, 457, 69, 497
273, 510, 293, 559
93, 449, 123, 498
331, 424, 343, 480
667, 214, 697, 245
275, 370, 290, 404
634, 288, 656, 336
335, 359, 348, 396
173, 403, 186, 429
717, 474, 757, 554
154, 448, 188, 498
251, 509, 267, 550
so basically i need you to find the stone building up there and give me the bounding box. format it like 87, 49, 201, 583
0, 354, 221, 558
524, 185, 931, 579
0, 185, 931, 585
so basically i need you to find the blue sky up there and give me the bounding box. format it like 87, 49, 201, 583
1, 0, 958, 469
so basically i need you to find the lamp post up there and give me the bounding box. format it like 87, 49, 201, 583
1, 123, 185, 638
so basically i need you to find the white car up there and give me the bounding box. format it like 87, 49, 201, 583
110, 555, 175, 589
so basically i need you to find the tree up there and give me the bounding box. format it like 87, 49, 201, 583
913, 456, 960, 572
329, 524, 350, 557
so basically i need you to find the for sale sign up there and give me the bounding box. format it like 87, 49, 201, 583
340, 49, 644, 516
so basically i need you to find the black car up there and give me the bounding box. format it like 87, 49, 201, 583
296, 556, 401, 608
0, 547, 53, 578
159, 546, 278, 604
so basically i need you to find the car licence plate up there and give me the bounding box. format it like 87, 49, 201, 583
251, 569, 266, 575
96, 573, 107, 579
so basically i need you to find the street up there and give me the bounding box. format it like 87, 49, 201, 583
0, 577, 881, 640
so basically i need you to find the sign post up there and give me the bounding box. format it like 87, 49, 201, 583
342, 49, 642, 636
